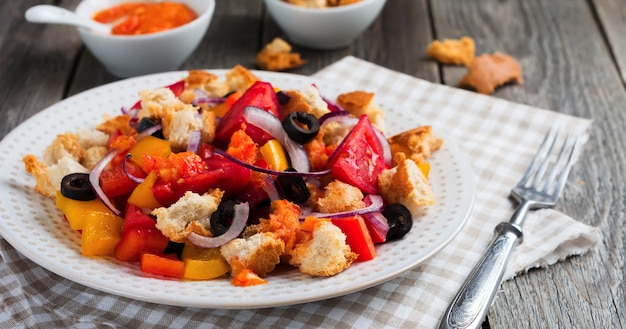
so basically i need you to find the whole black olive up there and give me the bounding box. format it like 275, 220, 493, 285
382, 203, 413, 241
210, 200, 238, 236
60, 173, 96, 201
281, 111, 320, 144
277, 168, 311, 204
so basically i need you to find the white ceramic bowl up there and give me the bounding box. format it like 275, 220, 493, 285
75, 0, 215, 77
264, 0, 386, 50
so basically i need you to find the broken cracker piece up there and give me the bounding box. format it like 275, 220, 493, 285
426, 36, 475, 66
458, 52, 523, 94
256, 37, 306, 71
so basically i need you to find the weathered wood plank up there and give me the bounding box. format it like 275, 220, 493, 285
0, 0, 82, 139
594, 0, 626, 84
430, 0, 626, 328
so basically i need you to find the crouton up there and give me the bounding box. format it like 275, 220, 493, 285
225, 65, 259, 93
288, 218, 357, 276
254, 199, 302, 252
201, 109, 217, 144
378, 153, 435, 215
280, 85, 330, 119
136, 87, 187, 121
73, 129, 109, 150
388, 125, 443, 165
320, 120, 351, 146
315, 180, 365, 213
220, 232, 285, 277
336, 91, 385, 133
256, 37, 306, 72
426, 36, 476, 66
42, 133, 84, 166
152, 189, 224, 243
82, 146, 108, 170
95, 114, 134, 136
23, 154, 89, 198
184, 70, 229, 98
161, 105, 203, 151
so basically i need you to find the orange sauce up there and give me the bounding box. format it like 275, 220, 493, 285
93, 2, 197, 35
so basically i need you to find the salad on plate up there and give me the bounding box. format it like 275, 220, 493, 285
22, 65, 443, 287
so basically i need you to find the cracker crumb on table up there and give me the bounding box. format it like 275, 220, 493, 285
426, 36, 475, 66
458, 52, 524, 94
256, 37, 306, 72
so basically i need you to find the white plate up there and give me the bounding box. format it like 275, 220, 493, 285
0, 70, 474, 309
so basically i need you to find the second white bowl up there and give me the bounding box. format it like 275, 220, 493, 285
264, 0, 386, 50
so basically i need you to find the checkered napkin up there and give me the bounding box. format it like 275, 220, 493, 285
0, 57, 601, 329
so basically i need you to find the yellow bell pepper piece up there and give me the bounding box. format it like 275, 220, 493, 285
181, 244, 229, 280
260, 139, 289, 171
128, 135, 172, 170
55, 191, 112, 231
418, 162, 430, 179
127, 171, 162, 209
81, 207, 124, 256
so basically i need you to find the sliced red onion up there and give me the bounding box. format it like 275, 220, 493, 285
89, 150, 121, 216
136, 124, 162, 140
187, 202, 250, 248
312, 83, 346, 113
299, 194, 384, 219
213, 149, 330, 177
362, 211, 390, 241
242, 106, 310, 173
187, 129, 202, 153
373, 128, 392, 167
122, 154, 145, 184
262, 176, 281, 202
193, 88, 210, 99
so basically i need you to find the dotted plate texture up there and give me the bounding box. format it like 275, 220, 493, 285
0, 70, 474, 309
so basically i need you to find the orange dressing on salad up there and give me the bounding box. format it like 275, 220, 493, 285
93, 2, 197, 35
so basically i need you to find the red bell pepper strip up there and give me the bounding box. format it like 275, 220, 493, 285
140, 253, 185, 278
114, 227, 169, 262
331, 215, 377, 262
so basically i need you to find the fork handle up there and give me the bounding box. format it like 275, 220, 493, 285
438, 222, 523, 329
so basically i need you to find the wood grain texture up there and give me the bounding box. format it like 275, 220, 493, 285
0, 0, 624, 328
0, 0, 83, 140
430, 0, 625, 328
594, 0, 626, 84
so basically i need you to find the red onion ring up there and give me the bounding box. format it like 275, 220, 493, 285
262, 176, 281, 202
299, 194, 384, 219
187, 129, 202, 153
373, 128, 392, 167
88, 150, 121, 216
187, 202, 250, 248
362, 211, 390, 239
122, 154, 145, 184
214, 149, 331, 177
241, 106, 310, 173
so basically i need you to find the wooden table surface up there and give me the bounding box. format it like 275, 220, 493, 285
1, 0, 625, 328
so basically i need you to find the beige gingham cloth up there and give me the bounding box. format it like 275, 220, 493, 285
0, 57, 600, 329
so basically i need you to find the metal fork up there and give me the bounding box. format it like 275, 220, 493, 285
438, 128, 580, 329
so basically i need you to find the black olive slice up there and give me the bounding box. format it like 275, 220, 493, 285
136, 117, 164, 139
382, 203, 413, 241
210, 200, 238, 236
277, 168, 311, 204
60, 173, 97, 201
281, 111, 320, 144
